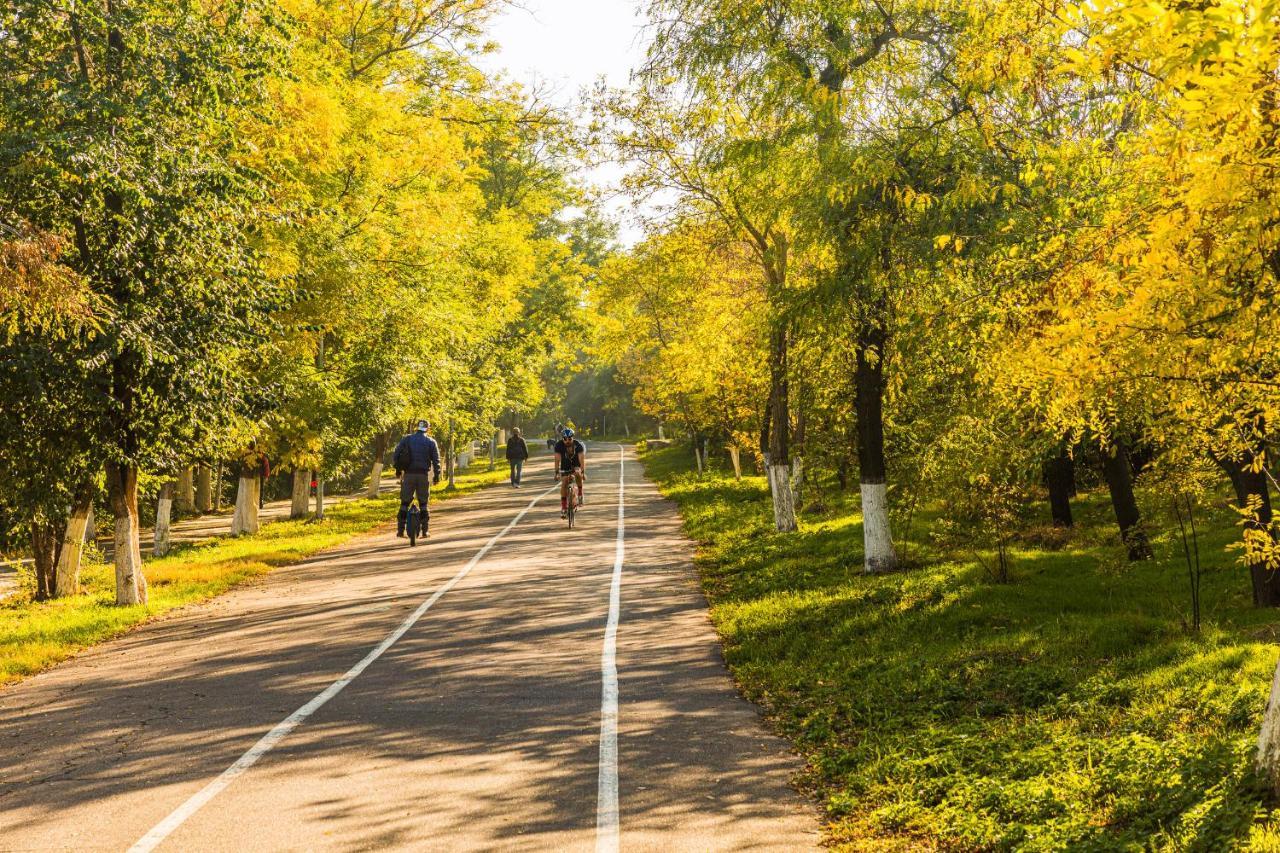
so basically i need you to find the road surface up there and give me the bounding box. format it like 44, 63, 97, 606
0, 445, 817, 851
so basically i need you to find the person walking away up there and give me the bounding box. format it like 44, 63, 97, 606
554, 428, 586, 518
506, 428, 529, 487
394, 420, 442, 538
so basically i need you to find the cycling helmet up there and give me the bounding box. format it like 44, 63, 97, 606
562, 428, 575, 438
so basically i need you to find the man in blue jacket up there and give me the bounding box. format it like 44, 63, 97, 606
394, 420, 442, 538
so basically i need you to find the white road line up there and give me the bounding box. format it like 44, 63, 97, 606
596, 444, 625, 853
130, 484, 556, 853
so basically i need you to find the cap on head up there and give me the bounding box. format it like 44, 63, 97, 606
416, 420, 430, 432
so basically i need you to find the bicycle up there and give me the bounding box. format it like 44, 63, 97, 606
560, 471, 581, 529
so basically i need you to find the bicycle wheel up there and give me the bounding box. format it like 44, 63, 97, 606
408, 509, 419, 547
567, 499, 576, 529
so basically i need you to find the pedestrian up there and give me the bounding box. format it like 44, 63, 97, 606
506, 427, 529, 487
393, 419, 442, 538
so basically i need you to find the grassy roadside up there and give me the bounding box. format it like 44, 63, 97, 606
639, 445, 1280, 851
0, 460, 511, 687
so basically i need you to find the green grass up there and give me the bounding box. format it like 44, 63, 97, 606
640, 445, 1280, 852
0, 460, 511, 687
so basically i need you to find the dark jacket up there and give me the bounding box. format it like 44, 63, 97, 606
394, 432, 442, 477
505, 435, 529, 462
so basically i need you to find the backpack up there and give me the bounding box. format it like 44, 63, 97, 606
394, 438, 412, 471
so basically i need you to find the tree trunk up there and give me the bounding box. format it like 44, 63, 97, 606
729, 445, 742, 480
855, 326, 897, 572
694, 438, 704, 476
154, 481, 176, 557
1101, 439, 1152, 561
766, 323, 797, 532
624, 422, 630, 438
84, 504, 96, 546
30, 522, 57, 601
791, 455, 804, 510
657, 423, 665, 441
446, 436, 457, 491
490, 430, 499, 471
368, 432, 388, 499
1257, 656, 1280, 796
55, 484, 94, 598
231, 474, 259, 536
176, 466, 195, 514
195, 464, 212, 513
314, 477, 325, 520
1046, 447, 1075, 528
106, 461, 147, 605
213, 463, 224, 513
766, 465, 796, 531
291, 469, 311, 519
1215, 450, 1280, 606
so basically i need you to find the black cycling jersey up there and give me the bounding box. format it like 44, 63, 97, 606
554, 439, 586, 473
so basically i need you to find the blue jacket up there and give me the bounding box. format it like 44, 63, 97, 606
394, 432, 442, 477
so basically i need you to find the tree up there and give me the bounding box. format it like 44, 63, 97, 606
0, 0, 288, 604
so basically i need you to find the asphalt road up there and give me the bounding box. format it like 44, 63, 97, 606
0, 445, 817, 851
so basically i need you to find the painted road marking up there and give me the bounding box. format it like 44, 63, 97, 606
596, 444, 625, 853
130, 484, 557, 853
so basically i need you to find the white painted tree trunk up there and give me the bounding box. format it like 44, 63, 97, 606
624, 422, 630, 438
314, 478, 325, 520
114, 510, 146, 605
176, 466, 195, 514
154, 482, 175, 557
658, 423, 665, 440
231, 474, 260, 536
694, 444, 704, 476
367, 461, 384, 499
861, 482, 898, 573
55, 498, 93, 597
1258, 657, 1280, 796
791, 455, 805, 510
490, 430, 499, 470
107, 463, 147, 605
766, 464, 798, 532
291, 469, 310, 519
729, 446, 742, 480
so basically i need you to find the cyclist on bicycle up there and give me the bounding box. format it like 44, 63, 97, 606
554, 428, 586, 519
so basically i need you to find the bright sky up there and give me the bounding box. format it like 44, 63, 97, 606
478, 1, 648, 100
476, 0, 652, 244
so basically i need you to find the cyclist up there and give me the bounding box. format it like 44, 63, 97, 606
393, 420, 442, 538
554, 427, 586, 519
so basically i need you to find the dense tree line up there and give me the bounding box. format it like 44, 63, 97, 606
596, 0, 1280, 586
0, 0, 598, 603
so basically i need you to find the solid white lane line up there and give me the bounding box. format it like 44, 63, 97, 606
596, 445, 625, 853
130, 484, 557, 853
